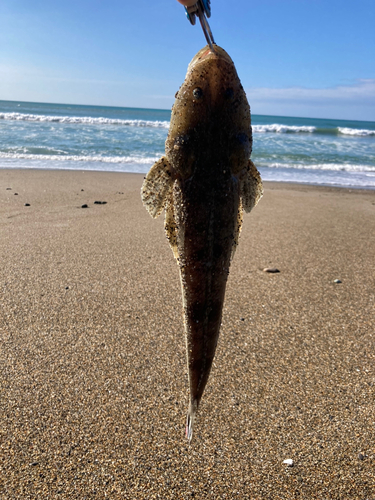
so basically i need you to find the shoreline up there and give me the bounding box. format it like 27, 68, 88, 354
1, 166, 374, 192
1, 168, 374, 498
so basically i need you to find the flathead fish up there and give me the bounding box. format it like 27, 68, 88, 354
141, 45, 263, 441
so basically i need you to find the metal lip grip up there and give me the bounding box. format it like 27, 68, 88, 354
184, 0, 216, 52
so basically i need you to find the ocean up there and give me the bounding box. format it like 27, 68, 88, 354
1, 100, 374, 189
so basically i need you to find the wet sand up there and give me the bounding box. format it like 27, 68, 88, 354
1, 169, 374, 499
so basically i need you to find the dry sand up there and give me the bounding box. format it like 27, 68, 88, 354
1, 168, 374, 499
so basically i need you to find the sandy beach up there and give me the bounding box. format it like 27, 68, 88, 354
1, 168, 374, 499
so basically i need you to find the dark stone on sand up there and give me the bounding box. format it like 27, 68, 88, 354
81, 204, 88, 208
263, 267, 280, 273
94, 201, 107, 205
334, 279, 342, 283
81, 189, 84, 191
6, 187, 11, 190
14, 193, 18, 195
24, 203, 30, 207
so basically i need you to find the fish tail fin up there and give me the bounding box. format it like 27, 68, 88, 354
185, 400, 198, 442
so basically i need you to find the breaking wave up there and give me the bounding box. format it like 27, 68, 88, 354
261, 162, 375, 173
253, 124, 316, 133
0, 152, 159, 164
2, 152, 373, 175
253, 124, 375, 136
2, 112, 374, 137
0, 112, 170, 129
338, 127, 375, 136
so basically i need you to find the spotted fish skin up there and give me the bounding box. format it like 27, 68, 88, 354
141, 45, 263, 440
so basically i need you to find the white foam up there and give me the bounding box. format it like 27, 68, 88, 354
338, 127, 375, 137
1, 152, 373, 173
253, 124, 316, 134
0, 152, 159, 164
262, 162, 375, 173
0, 112, 170, 129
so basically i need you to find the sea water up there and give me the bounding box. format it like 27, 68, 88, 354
1, 100, 374, 189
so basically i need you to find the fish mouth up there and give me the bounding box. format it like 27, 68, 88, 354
187, 45, 234, 73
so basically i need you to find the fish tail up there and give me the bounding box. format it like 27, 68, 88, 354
185, 400, 198, 442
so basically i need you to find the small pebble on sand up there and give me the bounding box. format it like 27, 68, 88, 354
283, 459, 294, 466
263, 267, 280, 273
334, 279, 342, 283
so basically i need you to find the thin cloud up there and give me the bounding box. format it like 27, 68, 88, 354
246, 79, 375, 103
246, 80, 375, 120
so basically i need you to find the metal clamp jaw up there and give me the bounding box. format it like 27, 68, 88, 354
184, 0, 216, 52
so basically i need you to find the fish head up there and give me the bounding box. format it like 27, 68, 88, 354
166, 45, 252, 179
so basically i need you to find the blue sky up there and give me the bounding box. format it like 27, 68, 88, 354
0, 0, 374, 120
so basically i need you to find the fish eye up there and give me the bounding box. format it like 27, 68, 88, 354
224, 88, 234, 100
193, 87, 203, 99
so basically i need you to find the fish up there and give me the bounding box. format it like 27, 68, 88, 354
141, 45, 263, 441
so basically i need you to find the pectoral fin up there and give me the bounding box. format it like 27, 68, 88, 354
141, 157, 173, 218
240, 159, 263, 213
231, 198, 244, 261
